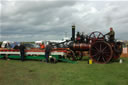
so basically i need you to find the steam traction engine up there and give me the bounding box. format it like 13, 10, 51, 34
66, 25, 122, 64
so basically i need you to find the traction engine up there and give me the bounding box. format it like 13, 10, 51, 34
66, 25, 122, 64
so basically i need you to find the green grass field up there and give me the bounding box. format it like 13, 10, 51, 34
0, 58, 128, 85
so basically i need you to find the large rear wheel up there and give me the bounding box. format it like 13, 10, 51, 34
90, 41, 113, 64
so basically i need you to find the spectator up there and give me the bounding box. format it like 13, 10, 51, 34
19, 42, 26, 61
45, 42, 52, 63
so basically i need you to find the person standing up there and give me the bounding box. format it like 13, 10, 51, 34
40, 43, 45, 49
19, 43, 26, 61
45, 42, 52, 63
105, 27, 115, 43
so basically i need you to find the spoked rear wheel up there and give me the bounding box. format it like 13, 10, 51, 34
90, 41, 113, 64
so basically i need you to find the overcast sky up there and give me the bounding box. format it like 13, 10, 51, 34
0, 0, 128, 41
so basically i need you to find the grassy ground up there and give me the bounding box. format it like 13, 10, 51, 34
0, 58, 128, 85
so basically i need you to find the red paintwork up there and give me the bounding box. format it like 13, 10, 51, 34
0, 48, 68, 53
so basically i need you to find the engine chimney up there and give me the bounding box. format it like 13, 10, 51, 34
71, 25, 75, 41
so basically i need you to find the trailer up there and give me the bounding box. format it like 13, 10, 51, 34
0, 48, 76, 63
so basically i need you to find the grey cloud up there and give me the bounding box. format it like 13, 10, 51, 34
1, 1, 128, 41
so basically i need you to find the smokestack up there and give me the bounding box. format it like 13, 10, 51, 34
71, 25, 75, 41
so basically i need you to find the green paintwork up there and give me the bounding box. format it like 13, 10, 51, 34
0, 54, 76, 63
0, 55, 4, 58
